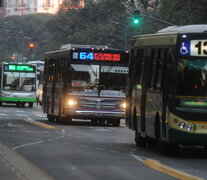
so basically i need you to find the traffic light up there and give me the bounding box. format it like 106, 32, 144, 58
133, 9, 140, 25
29, 43, 34, 51
133, 18, 139, 24
11, 56, 15, 60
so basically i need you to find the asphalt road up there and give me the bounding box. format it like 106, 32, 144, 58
0, 103, 207, 180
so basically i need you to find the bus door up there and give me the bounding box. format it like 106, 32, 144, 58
140, 49, 152, 137
162, 50, 176, 138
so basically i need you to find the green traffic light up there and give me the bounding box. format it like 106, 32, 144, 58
133, 19, 139, 24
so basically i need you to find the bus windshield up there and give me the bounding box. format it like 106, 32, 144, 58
70, 64, 127, 93
3, 71, 36, 91
175, 59, 207, 110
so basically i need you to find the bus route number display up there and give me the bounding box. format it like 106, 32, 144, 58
4, 65, 34, 71
179, 40, 207, 57
72, 52, 121, 61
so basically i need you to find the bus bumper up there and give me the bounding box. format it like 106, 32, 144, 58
65, 109, 125, 119
168, 128, 207, 145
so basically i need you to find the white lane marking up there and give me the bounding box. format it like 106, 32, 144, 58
109, 150, 119, 154
12, 141, 44, 150
131, 154, 146, 162
16, 114, 28, 117
92, 128, 110, 132
0, 117, 10, 119
7, 123, 24, 128
16, 110, 25, 113
0, 113, 8, 116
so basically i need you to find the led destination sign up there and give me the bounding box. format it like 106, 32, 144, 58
4, 65, 34, 72
72, 52, 121, 61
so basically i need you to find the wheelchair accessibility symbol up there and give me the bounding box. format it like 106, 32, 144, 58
180, 42, 189, 55
179, 41, 190, 56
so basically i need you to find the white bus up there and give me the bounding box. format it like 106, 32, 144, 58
0, 62, 37, 107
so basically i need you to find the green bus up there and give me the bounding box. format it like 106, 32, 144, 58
126, 25, 207, 153
0, 62, 37, 107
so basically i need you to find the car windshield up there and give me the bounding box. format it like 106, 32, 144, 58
175, 59, 207, 111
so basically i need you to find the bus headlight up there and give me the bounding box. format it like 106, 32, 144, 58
187, 124, 193, 131
68, 99, 77, 106
179, 122, 185, 129
120, 102, 126, 109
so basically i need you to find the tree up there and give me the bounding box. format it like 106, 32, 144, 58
159, 0, 207, 25
47, 0, 130, 50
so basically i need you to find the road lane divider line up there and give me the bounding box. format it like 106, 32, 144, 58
24, 118, 56, 129
12, 141, 44, 150
131, 154, 204, 180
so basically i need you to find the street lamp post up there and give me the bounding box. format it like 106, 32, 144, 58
111, 21, 128, 51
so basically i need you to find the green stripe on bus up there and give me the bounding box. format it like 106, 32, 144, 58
0, 97, 36, 102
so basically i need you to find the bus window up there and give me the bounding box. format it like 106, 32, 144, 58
176, 59, 207, 97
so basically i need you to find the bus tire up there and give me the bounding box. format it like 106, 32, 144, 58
112, 119, 120, 127
156, 118, 170, 155
91, 119, 98, 125
56, 116, 71, 125
48, 115, 55, 122
135, 130, 146, 147
21, 103, 25, 107
134, 109, 146, 147
29, 103, 33, 108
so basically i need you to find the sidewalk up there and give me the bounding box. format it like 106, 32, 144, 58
0, 141, 54, 180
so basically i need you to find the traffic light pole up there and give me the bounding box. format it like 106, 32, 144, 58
138, 14, 176, 26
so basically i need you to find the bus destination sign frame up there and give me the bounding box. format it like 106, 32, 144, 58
4, 65, 35, 72
179, 39, 207, 57
72, 51, 121, 62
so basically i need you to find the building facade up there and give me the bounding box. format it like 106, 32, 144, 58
0, 0, 84, 18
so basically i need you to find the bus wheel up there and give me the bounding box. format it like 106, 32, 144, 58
156, 125, 170, 155
56, 117, 71, 125
91, 119, 98, 125
48, 115, 55, 122
113, 119, 120, 127
29, 103, 33, 108
21, 103, 25, 107
135, 130, 146, 147
99, 119, 105, 126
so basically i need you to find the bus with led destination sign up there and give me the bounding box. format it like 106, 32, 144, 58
126, 24, 207, 154
43, 44, 129, 126
0, 62, 37, 107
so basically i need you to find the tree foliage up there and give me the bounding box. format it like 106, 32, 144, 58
159, 0, 207, 25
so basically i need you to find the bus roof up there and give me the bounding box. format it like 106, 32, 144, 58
132, 24, 207, 48
60, 44, 108, 50
45, 44, 109, 56
132, 32, 178, 48
157, 24, 207, 34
